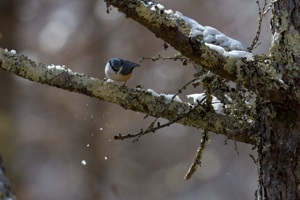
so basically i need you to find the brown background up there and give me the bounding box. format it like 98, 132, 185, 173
0, 0, 271, 199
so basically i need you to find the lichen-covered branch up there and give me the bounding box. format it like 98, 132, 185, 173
104, 0, 287, 104
184, 129, 209, 180
0, 48, 254, 144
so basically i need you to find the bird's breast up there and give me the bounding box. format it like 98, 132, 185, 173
105, 64, 132, 82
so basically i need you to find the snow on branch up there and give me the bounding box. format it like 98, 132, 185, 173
0, 48, 254, 144
105, 0, 287, 104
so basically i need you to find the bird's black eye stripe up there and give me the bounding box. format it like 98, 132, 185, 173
109, 60, 118, 72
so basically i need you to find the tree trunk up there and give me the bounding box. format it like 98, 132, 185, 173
257, 105, 300, 199
258, 0, 300, 199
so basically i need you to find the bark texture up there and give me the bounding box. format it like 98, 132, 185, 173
257, 105, 300, 199
258, 0, 300, 199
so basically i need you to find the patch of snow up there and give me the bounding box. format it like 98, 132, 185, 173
187, 93, 224, 114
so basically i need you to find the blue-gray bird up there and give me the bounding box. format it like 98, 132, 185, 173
105, 58, 140, 83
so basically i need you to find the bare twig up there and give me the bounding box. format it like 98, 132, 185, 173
140, 53, 189, 65
262, 0, 277, 16
184, 129, 209, 180
247, 0, 269, 52
114, 98, 206, 141
171, 77, 201, 101
184, 79, 213, 179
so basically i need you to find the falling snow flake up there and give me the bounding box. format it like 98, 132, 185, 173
81, 160, 87, 165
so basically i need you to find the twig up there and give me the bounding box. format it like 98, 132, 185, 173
262, 0, 277, 16
140, 53, 189, 65
171, 77, 201, 101
114, 98, 206, 141
234, 141, 240, 155
247, 0, 269, 52
184, 129, 209, 180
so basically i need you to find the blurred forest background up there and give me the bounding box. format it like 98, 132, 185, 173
0, 0, 271, 199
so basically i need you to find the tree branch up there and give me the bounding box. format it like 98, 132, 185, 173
185, 129, 209, 180
104, 0, 287, 104
0, 48, 254, 144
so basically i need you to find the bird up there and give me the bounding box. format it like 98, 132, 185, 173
105, 58, 140, 85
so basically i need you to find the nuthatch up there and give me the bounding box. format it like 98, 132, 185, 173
105, 58, 140, 84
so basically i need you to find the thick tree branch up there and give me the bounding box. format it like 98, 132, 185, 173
105, 0, 287, 104
0, 48, 254, 144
